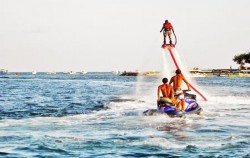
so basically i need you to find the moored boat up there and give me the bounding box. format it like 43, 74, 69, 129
31, 70, 37, 75
80, 70, 87, 74
0, 69, 8, 75
143, 71, 161, 76
189, 70, 207, 77
120, 71, 139, 76
228, 70, 250, 78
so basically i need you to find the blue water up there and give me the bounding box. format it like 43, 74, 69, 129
0, 73, 250, 157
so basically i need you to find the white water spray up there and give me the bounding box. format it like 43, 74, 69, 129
174, 47, 210, 99
161, 49, 175, 80
161, 46, 209, 101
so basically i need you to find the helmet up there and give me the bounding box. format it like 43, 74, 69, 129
165, 20, 168, 23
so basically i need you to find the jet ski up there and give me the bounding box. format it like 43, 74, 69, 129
143, 93, 202, 117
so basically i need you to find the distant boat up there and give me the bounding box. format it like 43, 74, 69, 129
31, 71, 37, 75
0, 69, 8, 75
217, 74, 227, 77
189, 70, 207, 77
120, 71, 139, 76
47, 71, 56, 75
80, 70, 87, 74
64, 71, 78, 75
228, 70, 250, 78
143, 71, 160, 76
190, 73, 207, 78
112, 71, 121, 75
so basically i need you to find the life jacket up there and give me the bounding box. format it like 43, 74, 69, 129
164, 22, 172, 30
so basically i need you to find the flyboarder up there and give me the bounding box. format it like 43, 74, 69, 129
160, 20, 174, 45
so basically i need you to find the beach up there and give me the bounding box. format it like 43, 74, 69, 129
0, 73, 249, 157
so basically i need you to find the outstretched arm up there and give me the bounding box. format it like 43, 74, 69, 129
160, 27, 164, 33
160, 24, 164, 33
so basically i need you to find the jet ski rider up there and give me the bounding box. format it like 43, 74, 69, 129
169, 69, 191, 111
157, 78, 176, 110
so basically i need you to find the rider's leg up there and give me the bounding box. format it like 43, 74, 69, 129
163, 33, 166, 44
176, 100, 181, 111
181, 100, 186, 111
167, 31, 172, 44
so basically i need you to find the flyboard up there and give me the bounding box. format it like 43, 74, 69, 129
162, 44, 207, 101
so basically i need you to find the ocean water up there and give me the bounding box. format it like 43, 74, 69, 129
0, 73, 250, 157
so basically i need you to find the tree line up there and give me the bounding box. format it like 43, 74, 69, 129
233, 51, 250, 69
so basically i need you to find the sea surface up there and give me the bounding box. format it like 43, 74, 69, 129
0, 73, 250, 157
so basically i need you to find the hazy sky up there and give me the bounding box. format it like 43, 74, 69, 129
1, 0, 250, 72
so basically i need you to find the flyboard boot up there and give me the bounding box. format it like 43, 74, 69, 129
162, 39, 174, 48
161, 38, 168, 48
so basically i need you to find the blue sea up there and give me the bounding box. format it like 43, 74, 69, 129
0, 73, 250, 157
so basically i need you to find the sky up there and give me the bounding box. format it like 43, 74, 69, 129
1, 0, 250, 72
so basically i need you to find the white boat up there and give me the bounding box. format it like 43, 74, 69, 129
112, 71, 121, 75
0, 69, 8, 75
189, 70, 207, 77
31, 70, 37, 75
47, 71, 56, 75
80, 70, 87, 74
190, 73, 207, 77
143, 71, 161, 76
64, 71, 78, 75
